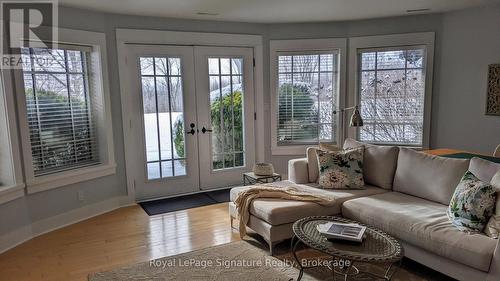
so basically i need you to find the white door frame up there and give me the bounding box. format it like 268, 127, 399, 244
116, 29, 264, 202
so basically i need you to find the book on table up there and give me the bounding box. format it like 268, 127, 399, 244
316, 222, 366, 243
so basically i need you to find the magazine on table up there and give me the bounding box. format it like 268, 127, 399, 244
316, 222, 366, 243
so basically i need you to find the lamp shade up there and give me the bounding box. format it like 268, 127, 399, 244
349, 108, 364, 127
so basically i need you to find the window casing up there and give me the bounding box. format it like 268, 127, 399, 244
0, 71, 25, 204
13, 28, 116, 194
21, 46, 99, 176
357, 47, 426, 146
270, 38, 346, 155
348, 33, 434, 149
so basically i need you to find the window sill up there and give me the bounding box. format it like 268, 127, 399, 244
272, 145, 314, 156
364, 141, 425, 150
26, 163, 117, 194
0, 183, 25, 204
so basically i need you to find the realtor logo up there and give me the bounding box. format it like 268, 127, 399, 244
1, 0, 58, 69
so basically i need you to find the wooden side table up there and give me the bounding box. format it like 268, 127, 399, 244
243, 172, 282, 186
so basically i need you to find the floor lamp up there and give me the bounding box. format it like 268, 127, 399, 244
333, 105, 364, 142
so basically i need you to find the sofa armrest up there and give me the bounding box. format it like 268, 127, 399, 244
288, 158, 309, 184
487, 239, 500, 281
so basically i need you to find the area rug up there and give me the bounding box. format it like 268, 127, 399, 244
89, 240, 446, 281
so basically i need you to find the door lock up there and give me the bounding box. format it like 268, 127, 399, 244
201, 126, 213, 134
186, 123, 196, 135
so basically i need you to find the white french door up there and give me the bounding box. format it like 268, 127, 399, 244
125, 45, 255, 200
195, 47, 255, 189
126, 45, 200, 200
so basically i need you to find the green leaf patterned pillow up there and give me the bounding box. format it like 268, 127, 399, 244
316, 148, 364, 189
447, 171, 496, 233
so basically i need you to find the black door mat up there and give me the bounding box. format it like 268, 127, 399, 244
206, 189, 232, 203
140, 189, 231, 216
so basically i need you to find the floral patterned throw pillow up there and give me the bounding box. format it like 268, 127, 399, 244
316, 148, 364, 189
447, 171, 496, 233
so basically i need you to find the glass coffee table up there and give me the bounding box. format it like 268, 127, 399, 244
291, 216, 403, 281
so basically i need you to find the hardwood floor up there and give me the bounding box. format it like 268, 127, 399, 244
0, 203, 240, 281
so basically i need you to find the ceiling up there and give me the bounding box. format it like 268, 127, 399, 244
59, 0, 499, 23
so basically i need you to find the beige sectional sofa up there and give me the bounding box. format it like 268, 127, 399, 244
228, 139, 500, 281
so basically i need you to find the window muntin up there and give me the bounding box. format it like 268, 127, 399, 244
358, 47, 426, 146
139, 57, 186, 180
208, 57, 245, 170
276, 52, 338, 145
21, 47, 99, 175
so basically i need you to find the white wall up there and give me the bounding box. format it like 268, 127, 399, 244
432, 6, 500, 153
1, 4, 499, 249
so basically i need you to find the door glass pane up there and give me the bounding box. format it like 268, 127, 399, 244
140, 56, 186, 180
208, 57, 245, 170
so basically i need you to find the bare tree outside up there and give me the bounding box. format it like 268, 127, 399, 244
358, 49, 425, 145
139, 57, 186, 179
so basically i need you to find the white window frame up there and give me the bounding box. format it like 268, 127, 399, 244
13, 27, 116, 194
347, 32, 435, 148
270, 38, 347, 155
0, 70, 25, 204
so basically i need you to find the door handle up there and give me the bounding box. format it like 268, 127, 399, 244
201, 127, 213, 134
186, 123, 196, 135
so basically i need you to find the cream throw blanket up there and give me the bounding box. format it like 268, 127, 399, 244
234, 182, 337, 238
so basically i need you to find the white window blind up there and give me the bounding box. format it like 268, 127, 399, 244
276, 52, 338, 145
358, 47, 426, 146
21, 46, 99, 176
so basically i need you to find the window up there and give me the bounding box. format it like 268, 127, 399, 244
21, 46, 99, 175
277, 53, 338, 145
270, 39, 346, 155
14, 28, 115, 193
349, 33, 434, 148
358, 48, 426, 146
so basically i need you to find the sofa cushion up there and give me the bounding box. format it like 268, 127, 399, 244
343, 138, 399, 190
307, 145, 345, 183
230, 181, 387, 226
485, 170, 500, 238
447, 171, 496, 233
469, 157, 500, 183
288, 157, 309, 184
307, 147, 320, 183
393, 148, 469, 205
317, 148, 365, 189
342, 192, 496, 272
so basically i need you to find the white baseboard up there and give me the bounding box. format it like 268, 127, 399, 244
0, 195, 134, 254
